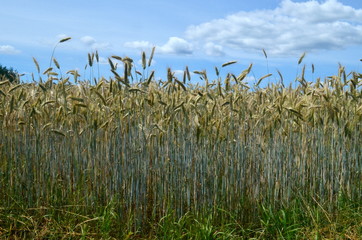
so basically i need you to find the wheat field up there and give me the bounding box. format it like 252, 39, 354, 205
0, 48, 361, 238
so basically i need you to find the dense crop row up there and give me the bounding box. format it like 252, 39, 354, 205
0, 52, 361, 230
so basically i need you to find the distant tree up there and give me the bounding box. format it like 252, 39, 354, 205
0, 64, 18, 83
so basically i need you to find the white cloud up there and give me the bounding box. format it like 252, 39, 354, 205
81, 36, 96, 46
204, 42, 224, 56
279, 0, 362, 23
124, 41, 153, 50
126, 37, 193, 55
158, 37, 193, 55
185, 0, 362, 56
80, 35, 110, 50
0, 45, 21, 55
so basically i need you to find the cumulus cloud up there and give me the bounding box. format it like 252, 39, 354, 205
125, 37, 193, 55
124, 40, 153, 50
80, 35, 110, 50
0, 45, 21, 55
158, 37, 193, 55
185, 0, 362, 56
81, 36, 97, 46
204, 42, 224, 56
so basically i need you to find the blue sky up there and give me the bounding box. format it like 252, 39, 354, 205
1, 0, 362, 86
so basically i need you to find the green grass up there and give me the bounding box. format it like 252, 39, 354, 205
0, 196, 361, 239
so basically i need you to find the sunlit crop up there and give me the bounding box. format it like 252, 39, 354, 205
0, 46, 361, 238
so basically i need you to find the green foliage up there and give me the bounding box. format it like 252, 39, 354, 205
0, 64, 18, 82
0, 200, 360, 239
259, 204, 302, 239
